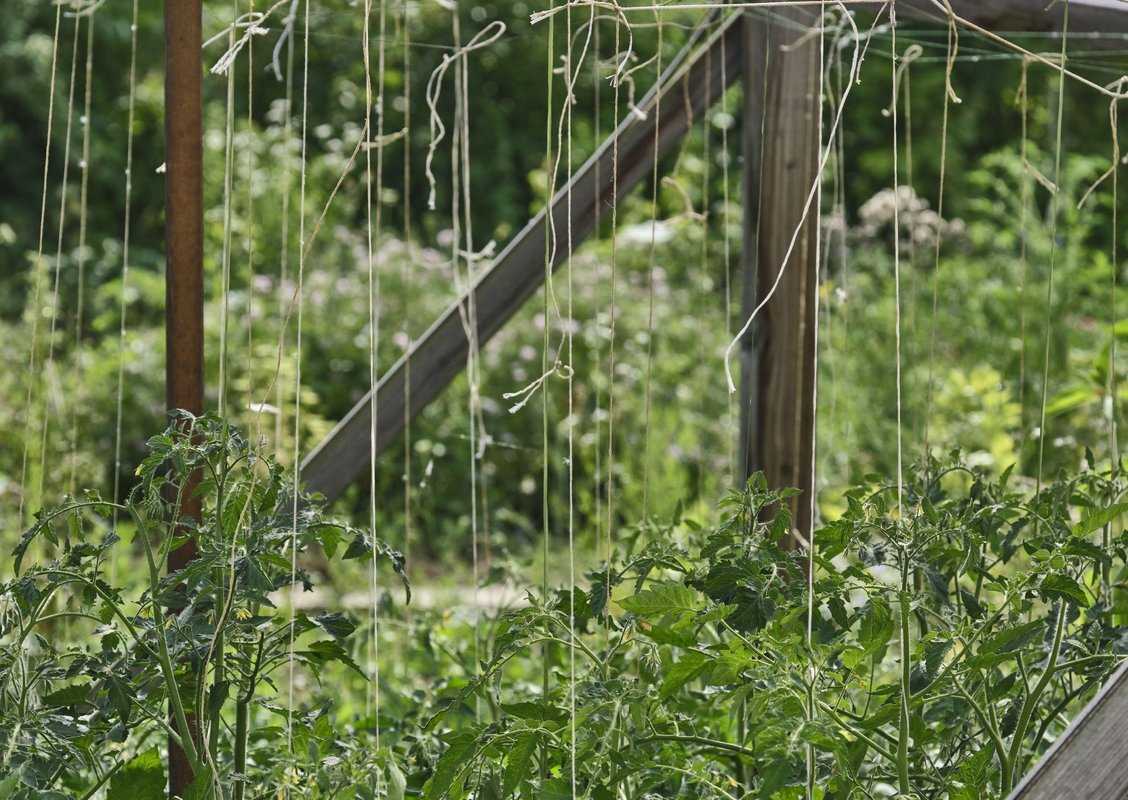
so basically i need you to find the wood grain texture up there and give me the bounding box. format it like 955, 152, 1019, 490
898, 0, 1128, 42
164, 2, 203, 793
301, 14, 743, 502
740, 8, 821, 545
1008, 658, 1128, 800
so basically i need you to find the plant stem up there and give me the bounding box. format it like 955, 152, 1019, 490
897, 581, 912, 796
1001, 601, 1066, 794
953, 673, 1010, 779
136, 509, 201, 773
636, 733, 757, 759
233, 697, 249, 800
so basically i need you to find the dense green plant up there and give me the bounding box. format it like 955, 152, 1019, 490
0, 411, 408, 798
417, 459, 1128, 799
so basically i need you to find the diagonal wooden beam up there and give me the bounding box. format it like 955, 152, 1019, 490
1008, 657, 1128, 800
301, 13, 743, 502
898, 0, 1128, 45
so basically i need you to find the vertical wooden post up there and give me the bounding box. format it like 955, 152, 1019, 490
739, 7, 821, 546
165, 0, 204, 795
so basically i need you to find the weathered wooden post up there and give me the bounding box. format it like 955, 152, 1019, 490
164, 0, 204, 794
739, 6, 821, 546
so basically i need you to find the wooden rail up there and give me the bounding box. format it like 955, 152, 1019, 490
1008, 658, 1128, 800
300, 13, 743, 502
899, 0, 1128, 44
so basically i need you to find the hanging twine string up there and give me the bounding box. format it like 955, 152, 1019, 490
17, 0, 62, 533
723, 2, 879, 395
1036, 1, 1072, 495
922, 8, 959, 465
640, 13, 662, 522
285, 1, 311, 794
423, 21, 507, 211
68, 7, 97, 495
38, 8, 85, 517
111, 0, 141, 558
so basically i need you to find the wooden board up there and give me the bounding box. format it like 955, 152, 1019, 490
899, 0, 1128, 43
300, 13, 743, 502
1008, 657, 1128, 799
739, 8, 821, 545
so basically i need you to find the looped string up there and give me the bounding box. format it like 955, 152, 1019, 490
882, 43, 922, 117
424, 20, 508, 210
206, 11, 272, 75
724, 2, 872, 395
1078, 76, 1128, 209
502, 361, 574, 414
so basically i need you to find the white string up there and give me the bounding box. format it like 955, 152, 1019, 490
1036, 2, 1072, 496
720, 20, 734, 483
565, 6, 590, 793
68, 6, 96, 495
37, 9, 84, 511
362, 0, 388, 766
423, 21, 507, 211
271, 0, 299, 460
18, 1, 63, 532
244, 1, 259, 444
218, 0, 238, 420
891, 9, 904, 519
285, 1, 310, 793
111, 0, 140, 557
399, 0, 416, 589
723, 3, 876, 394
806, 5, 828, 797
640, 14, 662, 521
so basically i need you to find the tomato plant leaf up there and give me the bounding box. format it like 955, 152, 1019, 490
1073, 503, 1128, 539
426, 727, 482, 800
313, 612, 357, 639
1040, 573, 1091, 608
386, 759, 407, 800
107, 748, 164, 800
43, 683, 91, 708
661, 651, 710, 699
618, 584, 701, 619
502, 729, 541, 797
980, 619, 1046, 656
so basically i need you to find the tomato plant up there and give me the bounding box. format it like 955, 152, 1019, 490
0, 412, 408, 798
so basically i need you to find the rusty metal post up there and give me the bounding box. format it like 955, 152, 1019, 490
164, 0, 204, 795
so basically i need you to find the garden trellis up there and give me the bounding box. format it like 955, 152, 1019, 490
5, 0, 1128, 798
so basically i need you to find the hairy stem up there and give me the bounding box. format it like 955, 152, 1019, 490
1001, 602, 1066, 795
898, 579, 912, 796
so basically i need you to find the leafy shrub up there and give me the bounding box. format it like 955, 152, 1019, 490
0, 411, 407, 798
419, 459, 1128, 799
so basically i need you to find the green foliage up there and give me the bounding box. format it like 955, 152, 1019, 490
0, 412, 407, 797
408, 462, 1128, 799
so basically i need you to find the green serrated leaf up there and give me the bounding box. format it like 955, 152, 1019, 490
1040, 573, 1091, 607
857, 597, 893, 655
708, 643, 752, 685
618, 584, 701, 619
661, 651, 710, 699
500, 702, 566, 724
950, 746, 993, 800
426, 727, 482, 799
313, 612, 357, 639
43, 682, 91, 707
502, 729, 541, 797
108, 748, 165, 800
386, 757, 407, 800
1073, 503, 1128, 539
980, 620, 1046, 656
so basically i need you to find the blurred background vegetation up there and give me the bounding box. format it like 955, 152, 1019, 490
1, 0, 1126, 581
